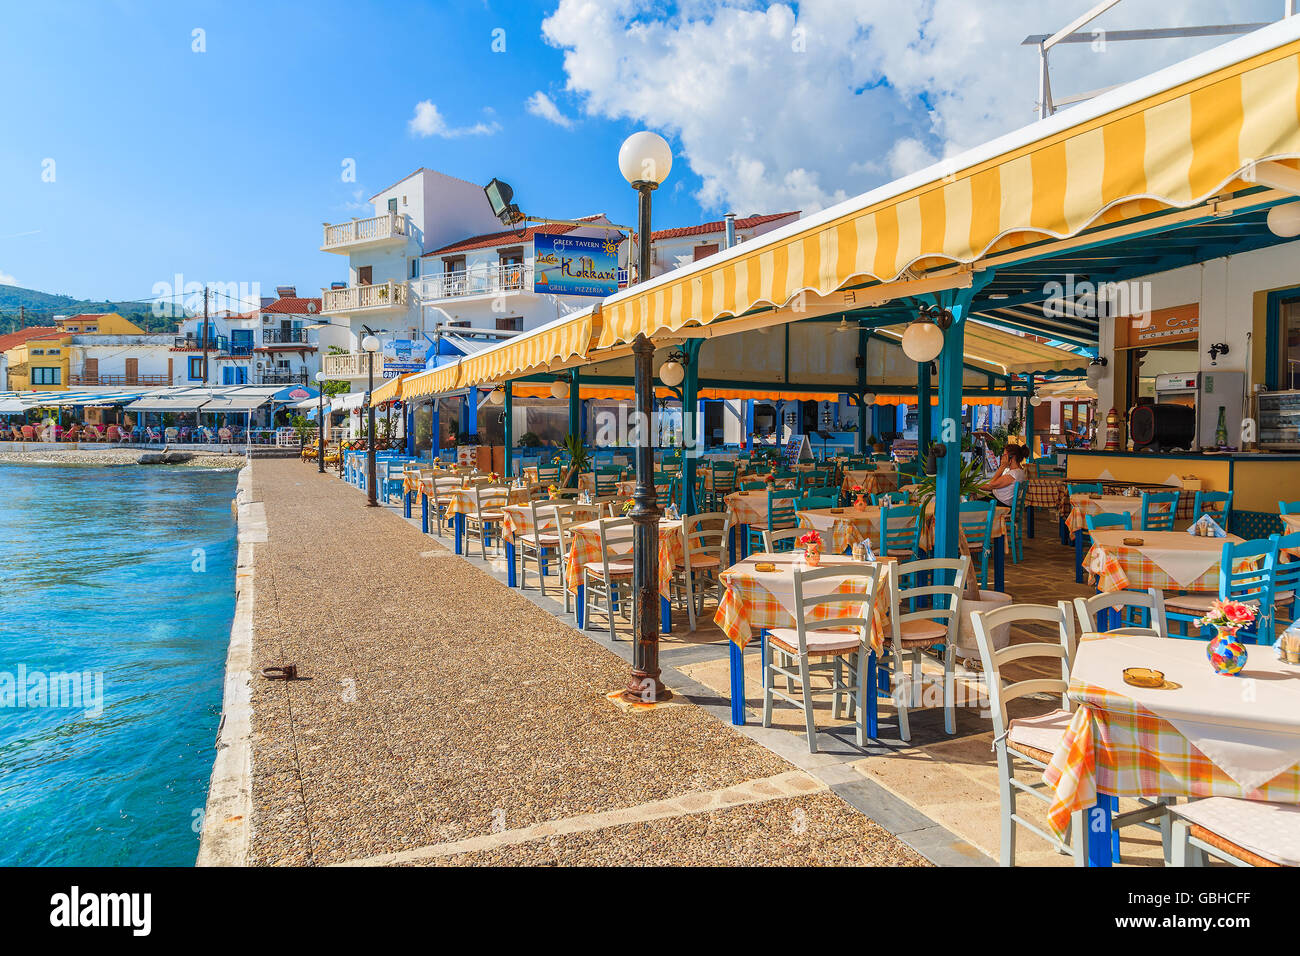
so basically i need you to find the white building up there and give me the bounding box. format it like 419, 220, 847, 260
637, 211, 800, 281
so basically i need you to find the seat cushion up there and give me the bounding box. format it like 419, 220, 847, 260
585, 561, 634, 577
767, 627, 863, 656
1007, 709, 1072, 763
1165, 593, 1260, 614
1172, 797, 1300, 867
896, 618, 948, 646
688, 553, 722, 569
471, 510, 505, 521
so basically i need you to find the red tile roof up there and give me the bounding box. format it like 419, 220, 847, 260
424, 216, 607, 256
648, 211, 800, 242
262, 297, 322, 315
0, 326, 60, 352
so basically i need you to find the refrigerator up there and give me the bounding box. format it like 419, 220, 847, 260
1198, 370, 1246, 449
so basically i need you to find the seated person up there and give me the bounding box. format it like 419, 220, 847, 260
982, 444, 1028, 506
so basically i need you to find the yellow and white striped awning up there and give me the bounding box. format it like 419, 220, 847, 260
402, 362, 461, 400
874, 321, 1089, 376
368, 374, 406, 406
597, 19, 1300, 349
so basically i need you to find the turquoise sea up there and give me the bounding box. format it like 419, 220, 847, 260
0, 463, 238, 866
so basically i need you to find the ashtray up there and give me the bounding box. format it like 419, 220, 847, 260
1122, 537, 1145, 546
830, 508, 844, 514
754, 562, 777, 573
1122, 667, 1166, 688
1088, 493, 1102, 499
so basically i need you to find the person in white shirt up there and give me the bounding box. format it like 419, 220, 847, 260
984, 444, 1028, 506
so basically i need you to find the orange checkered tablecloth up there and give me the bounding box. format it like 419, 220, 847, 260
564, 518, 685, 597
1082, 529, 1244, 594
443, 486, 530, 520
715, 552, 891, 654
796, 508, 878, 554
501, 502, 599, 544
841, 470, 898, 498
1044, 634, 1300, 838
1064, 493, 1174, 539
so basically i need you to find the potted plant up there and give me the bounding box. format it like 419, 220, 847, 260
910, 456, 1015, 655
560, 433, 590, 488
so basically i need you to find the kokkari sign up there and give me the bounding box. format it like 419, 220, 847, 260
534, 233, 620, 297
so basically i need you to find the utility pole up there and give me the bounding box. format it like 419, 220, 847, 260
18, 305, 24, 328
202, 287, 210, 384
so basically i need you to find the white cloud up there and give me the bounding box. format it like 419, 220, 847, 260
542, 0, 1284, 215
0, 270, 16, 286
526, 90, 576, 129
407, 100, 500, 138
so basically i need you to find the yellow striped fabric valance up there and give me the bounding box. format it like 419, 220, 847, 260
597, 25, 1300, 349
368, 374, 406, 406
456, 309, 598, 391
402, 362, 461, 400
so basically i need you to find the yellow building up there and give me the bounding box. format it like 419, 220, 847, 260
57, 312, 144, 335
7, 331, 72, 391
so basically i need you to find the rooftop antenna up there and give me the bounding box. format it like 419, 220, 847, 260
1025, 0, 1287, 120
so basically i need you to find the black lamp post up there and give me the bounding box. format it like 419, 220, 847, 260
314, 370, 327, 474
363, 333, 380, 506
618, 131, 673, 703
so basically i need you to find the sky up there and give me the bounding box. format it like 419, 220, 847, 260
0, 0, 1288, 304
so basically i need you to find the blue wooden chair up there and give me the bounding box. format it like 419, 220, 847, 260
1164, 537, 1277, 641
1281, 500, 1300, 515
1067, 482, 1103, 496
879, 505, 922, 561
708, 461, 739, 509
1140, 491, 1179, 531
1005, 481, 1026, 564
796, 493, 838, 512
1193, 490, 1233, 532
746, 488, 799, 556
1269, 531, 1300, 637
958, 501, 996, 590
872, 491, 907, 506
1085, 511, 1133, 532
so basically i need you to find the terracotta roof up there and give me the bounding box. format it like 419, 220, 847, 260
0, 326, 61, 352
648, 211, 800, 242
424, 219, 604, 257
63, 312, 114, 321
261, 297, 322, 315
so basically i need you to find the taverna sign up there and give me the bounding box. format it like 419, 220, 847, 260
533, 233, 620, 297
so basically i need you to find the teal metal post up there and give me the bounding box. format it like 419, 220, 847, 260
1022, 384, 1035, 457
503, 381, 513, 477
680, 339, 702, 514
568, 369, 581, 439
917, 361, 932, 450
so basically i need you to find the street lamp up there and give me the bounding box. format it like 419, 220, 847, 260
315, 370, 327, 474
362, 333, 380, 507
619, 130, 672, 704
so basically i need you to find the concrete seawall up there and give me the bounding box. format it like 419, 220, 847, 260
196, 464, 264, 866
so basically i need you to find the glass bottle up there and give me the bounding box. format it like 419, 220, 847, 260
1215, 406, 1228, 449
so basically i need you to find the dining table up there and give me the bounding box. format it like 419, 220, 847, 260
564, 516, 685, 634
1043, 632, 1300, 866
841, 468, 899, 498
1065, 493, 1180, 582
500, 500, 600, 589
715, 550, 894, 726
440, 484, 532, 554
1083, 528, 1242, 597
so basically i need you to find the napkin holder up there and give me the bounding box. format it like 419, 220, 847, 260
1188, 514, 1226, 538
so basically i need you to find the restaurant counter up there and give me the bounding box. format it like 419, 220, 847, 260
1065, 450, 1300, 536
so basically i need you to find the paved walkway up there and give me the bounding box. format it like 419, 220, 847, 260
247, 459, 928, 866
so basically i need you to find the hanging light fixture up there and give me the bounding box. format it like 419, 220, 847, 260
1029, 392, 1043, 407
658, 349, 686, 387
550, 378, 570, 400
901, 305, 950, 364
486, 386, 505, 406
1268, 202, 1300, 238
860, 392, 876, 405
833, 317, 855, 334
1085, 356, 1108, 389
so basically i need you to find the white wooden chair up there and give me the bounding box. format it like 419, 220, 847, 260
548, 502, 594, 616
1169, 798, 1300, 867
971, 601, 1085, 867
675, 512, 730, 631
883, 556, 969, 741
761, 562, 883, 753
582, 517, 636, 642
1073, 588, 1167, 638
464, 485, 508, 560
762, 528, 801, 553
428, 477, 463, 533
517, 500, 564, 598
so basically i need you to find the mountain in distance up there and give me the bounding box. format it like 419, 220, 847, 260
0, 284, 193, 335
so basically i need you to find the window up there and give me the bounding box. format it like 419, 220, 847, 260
32, 367, 61, 385
410, 258, 420, 279
222, 366, 247, 385
443, 256, 465, 274
1280, 296, 1300, 390
189, 356, 205, 380
31, 349, 44, 356
693, 243, 719, 261
387, 197, 398, 213
357, 265, 373, 285
495, 316, 522, 332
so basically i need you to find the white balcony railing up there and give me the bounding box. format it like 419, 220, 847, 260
321, 211, 411, 250
322, 351, 368, 378
414, 263, 530, 301
321, 280, 408, 314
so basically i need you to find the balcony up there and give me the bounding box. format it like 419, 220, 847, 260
261, 328, 313, 346
258, 369, 308, 386
321, 280, 408, 315
321, 351, 370, 379
320, 212, 413, 253
414, 263, 530, 301
173, 334, 229, 352
70, 372, 171, 387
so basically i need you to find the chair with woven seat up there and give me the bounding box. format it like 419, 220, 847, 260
879, 505, 922, 562
549, 502, 594, 615
745, 488, 798, 556
761, 562, 884, 753
1074, 511, 1133, 583
1169, 798, 1300, 867
1164, 537, 1277, 640
1067, 482, 1103, 497
882, 556, 969, 741
535, 464, 562, 485
582, 517, 637, 642
1140, 491, 1179, 531
796, 493, 837, 512
427, 477, 464, 533
762, 528, 801, 553
464, 485, 509, 560
706, 462, 738, 510
517, 500, 565, 598
675, 512, 730, 631
970, 601, 1085, 867
958, 500, 995, 590
593, 465, 623, 499
1073, 587, 1167, 638
872, 491, 908, 506
1004, 481, 1026, 564
1269, 531, 1300, 639
1193, 490, 1233, 532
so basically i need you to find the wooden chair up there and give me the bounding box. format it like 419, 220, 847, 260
1086, 511, 1132, 533
872, 491, 907, 506
1139, 491, 1179, 531
745, 488, 798, 556
761, 562, 883, 753
707, 462, 738, 509
1005, 481, 1026, 564
1169, 798, 1300, 867
879, 505, 922, 561
1164, 537, 1277, 640
675, 512, 729, 631
762, 528, 801, 553
796, 493, 837, 512
1193, 490, 1233, 531
1073, 587, 1167, 638
884, 556, 969, 740
958, 501, 995, 590
970, 602, 1085, 867
593, 465, 623, 498
464, 485, 509, 560
582, 517, 637, 642
535, 464, 562, 485
550, 502, 594, 615
427, 477, 462, 533
517, 500, 564, 598
1281, 500, 1300, 515
1067, 482, 1103, 497
1269, 531, 1300, 639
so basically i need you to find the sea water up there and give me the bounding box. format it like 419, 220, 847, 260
0, 463, 238, 865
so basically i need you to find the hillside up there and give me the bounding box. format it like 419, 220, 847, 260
0, 284, 193, 335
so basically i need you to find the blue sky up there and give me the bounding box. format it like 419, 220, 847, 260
0, 0, 1283, 303
0, 0, 712, 302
